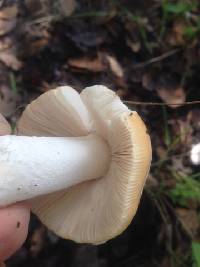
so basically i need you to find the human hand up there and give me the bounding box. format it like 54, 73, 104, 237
0, 203, 30, 262
0, 114, 30, 263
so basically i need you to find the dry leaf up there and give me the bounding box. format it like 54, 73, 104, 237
0, 5, 18, 36
169, 118, 193, 145
187, 109, 200, 130
68, 56, 106, 72
157, 86, 186, 108
58, 0, 77, 17
156, 145, 167, 159
105, 54, 124, 78
0, 5, 18, 19
142, 72, 155, 91
176, 208, 199, 237
171, 157, 191, 177
146, 174, 159, 187
126, 37, 141, 53
25, 0, 50, 17
21, 22, 51, 55
167, 20, 186, 46
0, 50, 22, 70
0, 36, 13, 51
29, 37, 50, 54
0, 19, 16, 36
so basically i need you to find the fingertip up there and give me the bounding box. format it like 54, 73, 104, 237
0, 115, 29, 261
0, 114, 11, 135
0, 202, 30, 261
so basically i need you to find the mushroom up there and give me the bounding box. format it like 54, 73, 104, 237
0, 85, 151, 244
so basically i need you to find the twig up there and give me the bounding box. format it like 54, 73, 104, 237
132, 48, 180, 68
124, 100, 200, 106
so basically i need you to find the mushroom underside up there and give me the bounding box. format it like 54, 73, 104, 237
17, 86, 152, 244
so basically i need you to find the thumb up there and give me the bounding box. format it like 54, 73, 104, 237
0, 202, 30, 261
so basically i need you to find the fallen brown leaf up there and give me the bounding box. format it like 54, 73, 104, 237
167, 20, 186, 46
0, 19, 16, 36
104, 54, 124, 78
187, 109, 200, 131
142, 72, 155, 91
157, 86, 186, 108
58, 0, 77, 17
126, 37, 141, 53
146, 174, 159, 188
25, 0, 50, 17
176, 208, 199, 237
30, 37, 50, 55
0, 5, 18, 19
20, 21, 51, 56
169, 118, 193, 146
171, 157, 191, 177
68, 56, 106, 72
0, 49, 22, 70
0, 5, 18, 36
0, 36, 13, 51
156, 145, 167, 159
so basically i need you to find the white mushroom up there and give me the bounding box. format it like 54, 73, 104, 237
0, 85, 152, 244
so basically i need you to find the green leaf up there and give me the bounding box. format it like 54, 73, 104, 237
184, 26, 198, 39
9, 72, 18, 93
168, 173, 200, 207
192, 242, 200, 267
163, 2, 196, 15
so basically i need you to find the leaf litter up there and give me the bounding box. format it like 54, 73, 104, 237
2, 0, 200, 267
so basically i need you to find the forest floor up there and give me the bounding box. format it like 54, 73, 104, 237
0, 0, 199, 266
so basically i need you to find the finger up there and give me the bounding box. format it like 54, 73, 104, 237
0, 114, 11, 135
0, 202, 30, 261
0, 114, 30, 261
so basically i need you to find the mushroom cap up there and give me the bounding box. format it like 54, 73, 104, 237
17, 85, 152, 244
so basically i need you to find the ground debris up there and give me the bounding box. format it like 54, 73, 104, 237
176, 208, 199, 238
157, 85, 186, 108
0, 5, 17, 36
0, 5, 18, 19
3, 0, 200, 266
104, 54, 124, 78
56, 0, 77, 17
68, 55, 106, 73
0, 49, 22, 70
29, 225, 46, 257
0, 3, 22, 70
0, 85, 20, 116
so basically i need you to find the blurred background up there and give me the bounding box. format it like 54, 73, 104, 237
0, 0, 199, 266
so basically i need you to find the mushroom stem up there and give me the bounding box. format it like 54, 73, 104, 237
0, 134, 110, 206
